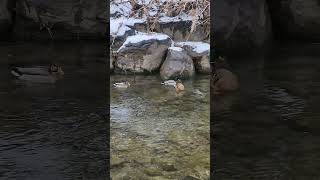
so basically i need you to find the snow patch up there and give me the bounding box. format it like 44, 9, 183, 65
159, 13, 193, 23
117, 33, 170, 52
169, 47, 183, 52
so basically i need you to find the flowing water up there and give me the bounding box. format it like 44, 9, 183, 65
111, 75, 210, 179
213, 43, 320, 180
0, 42, 108, 180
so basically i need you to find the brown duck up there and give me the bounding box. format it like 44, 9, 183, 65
212, 56, 239, 95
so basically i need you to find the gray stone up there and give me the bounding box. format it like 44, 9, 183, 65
115, 34, 172, 74
160, 47, 195, 80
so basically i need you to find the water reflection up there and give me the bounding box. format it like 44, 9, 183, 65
111, 75, 210, 179
213, 43, 320, 179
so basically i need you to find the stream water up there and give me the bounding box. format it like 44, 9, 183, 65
0, 42, 108, 180
213, 43, 320, 180
111, 75, 210, 179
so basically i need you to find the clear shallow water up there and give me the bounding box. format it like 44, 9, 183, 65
0, 42, 108, 179
111, 75, 210, 179
213, 43, 320, 180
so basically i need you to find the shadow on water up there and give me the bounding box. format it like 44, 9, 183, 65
213, 43, 320, 180
111, 75, 210, 179
0, 42, 108, 180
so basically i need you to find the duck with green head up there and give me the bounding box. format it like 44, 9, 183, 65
11, 63, 65, 84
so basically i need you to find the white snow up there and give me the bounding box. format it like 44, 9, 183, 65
159, 13, 193, 23
110, 1, 132, 17
110, 17, 146, 37
176, 41, 210, 54
117, 32, 170, 52
169, 47, 183, 52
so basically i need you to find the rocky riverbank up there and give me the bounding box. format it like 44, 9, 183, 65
0, 0, 107, 40
110, 0, 210, 80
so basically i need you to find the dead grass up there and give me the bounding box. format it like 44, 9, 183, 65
111, 0, 210, 38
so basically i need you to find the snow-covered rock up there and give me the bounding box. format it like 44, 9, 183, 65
110, 17, 147, 47
115, 33, 172, 74
175, 41, 210, 57
160, 47, 195, 80
176, 41, 210, 74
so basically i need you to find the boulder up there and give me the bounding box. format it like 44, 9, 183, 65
267, 0, 320, 41
115, 33, 171, 74
12, 0, 107, 40
176, 41, 210, 74
110, 17, 145, 48
213, 0, 272, 53
160, 47, 195, 80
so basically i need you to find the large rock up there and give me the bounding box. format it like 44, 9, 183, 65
115, 33, 171, 74
213, 0, 272, 53
176, 41, 210, 74
12, 0, 107, 40
160, 47, 195, 80
267, 0, 320, 41
110, 18, 144, 48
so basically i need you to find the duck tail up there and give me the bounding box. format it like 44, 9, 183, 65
11, 67, 22, 77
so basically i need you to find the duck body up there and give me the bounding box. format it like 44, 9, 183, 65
12, 73, 57, 84
162, 80, 185, 93
161, 80, 176, 86
15, 67, 51, 75
212, 68, 239, 95
113, 82, 130, 88
11, 64, 64, 84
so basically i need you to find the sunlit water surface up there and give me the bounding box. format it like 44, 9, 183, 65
111, 75, 210, 179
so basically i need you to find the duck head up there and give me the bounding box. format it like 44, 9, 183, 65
175, 79, 185, 93
49, 63, 64, 76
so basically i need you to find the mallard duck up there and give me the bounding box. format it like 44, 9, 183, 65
212, 56, 239, 95
11, 64, 64, 84
113, 81, 130, 88
162, 79, 185, 93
